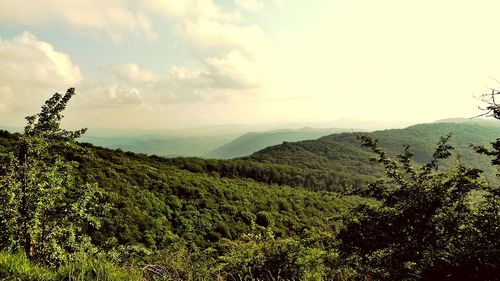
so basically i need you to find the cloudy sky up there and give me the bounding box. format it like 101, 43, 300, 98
1, 0, 500, 130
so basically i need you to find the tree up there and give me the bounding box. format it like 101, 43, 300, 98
335, 134, 499, 280
0, 88, 104, 264
474, 89, 500, 180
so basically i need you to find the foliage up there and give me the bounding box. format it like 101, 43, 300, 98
163, 156, 371, 192
0, 88, 105, 265
69, 143, 369, 250
217, 229, 335, 281
336, 134, 500, 280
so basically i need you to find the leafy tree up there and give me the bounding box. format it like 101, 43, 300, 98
336, 134, 499, 280
0, 88, 104, 264
474, 89, 500, 180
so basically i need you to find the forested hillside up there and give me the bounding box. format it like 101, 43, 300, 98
248, 122, 499, 171
0, 129, 370, 246
72, 142, 373, 248
165, 122, 499, 193
0, 123, 374, 279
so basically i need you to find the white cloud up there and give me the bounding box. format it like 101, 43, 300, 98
0, 32, 150, 114
169, 66, 203, 81
0, 0, 156, 41
115, 63, 160, 83
0, 32, 82, 85
235, 0, 286, 10
93, 59, 258, 105
0, 32, 83, 111
138, 0, 272, 105
0, 86, 15, 113
205, 50, 260, 88
78, 83, 143, 107
142, 0, 269, 58
181, 18, 268, 59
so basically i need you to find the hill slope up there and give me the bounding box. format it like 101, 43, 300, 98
247, 122, 499, 179
207, 128, 353, 159
0, 130, 369, 250
157, 121, 500, 193
2, 121, 496, 250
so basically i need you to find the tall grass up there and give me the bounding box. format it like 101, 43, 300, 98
0, 251, 55, 280
0, 252, 142, 281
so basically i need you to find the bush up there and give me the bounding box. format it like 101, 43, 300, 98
336, 135, 500, 280
218, 231, 331, 281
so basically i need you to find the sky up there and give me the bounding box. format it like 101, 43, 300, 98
1, 0, 500, 131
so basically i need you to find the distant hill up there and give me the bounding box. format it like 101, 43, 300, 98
207, 128, 356, 159
433, 117, 500, 126
80, 134, 235, 157
157, 121, 500, 193
246, 121, 500, 182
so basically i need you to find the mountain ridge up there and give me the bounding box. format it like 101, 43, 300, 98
246, 122, 499, 178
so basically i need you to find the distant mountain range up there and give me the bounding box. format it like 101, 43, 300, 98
80, 134, 236, 157
149, 119, 500, 194
245, 120, 500, 183
77, 127, 367, 158
3, 118, 496, 159
433, 117, 500, 126
74, 119, 407, 157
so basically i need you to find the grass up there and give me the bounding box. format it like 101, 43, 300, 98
0, 252, 142, 281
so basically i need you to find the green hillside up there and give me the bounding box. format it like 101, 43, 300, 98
207, 128, 353, 159
246, 122, 499, 180
0, 129, 369, 250
163, 122, 499, 193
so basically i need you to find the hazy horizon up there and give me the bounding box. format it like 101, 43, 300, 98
0, 116, 478, 137
2, 1, 500, 131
